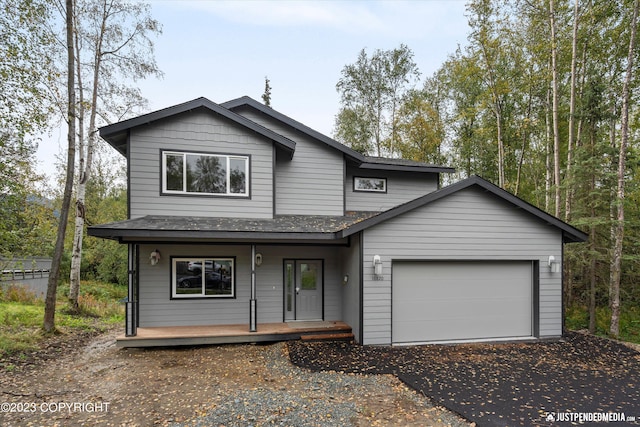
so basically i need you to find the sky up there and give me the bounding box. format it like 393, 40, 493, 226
37, 0, 471, 179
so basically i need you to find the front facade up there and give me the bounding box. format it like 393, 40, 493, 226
89, 96, 587, 346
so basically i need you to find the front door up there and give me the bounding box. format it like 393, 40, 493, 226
284, 260, 323, 321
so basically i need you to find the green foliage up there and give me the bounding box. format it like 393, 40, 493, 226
566, 304, 640, 344
334, 44, 420, 156
0, 280, 125, 357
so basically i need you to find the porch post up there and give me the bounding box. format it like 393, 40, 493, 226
125, 243, 137, 337
249, 244, 257, 332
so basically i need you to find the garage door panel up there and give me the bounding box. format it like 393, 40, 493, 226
392, 261, 533, 343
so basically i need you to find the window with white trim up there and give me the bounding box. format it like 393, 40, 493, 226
354, 176, 387, 193
162, 151, 249, 196
171, 257, 235, 298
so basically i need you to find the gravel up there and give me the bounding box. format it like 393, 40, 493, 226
172, 343, 471, 427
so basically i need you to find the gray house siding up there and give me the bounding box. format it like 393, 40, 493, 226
128, 110, 274, 219
232, 107, 345, 216
340, 233, 361, 341
360, 186, 563, 345
345, 167, 439, 212
137, 243, 344, 327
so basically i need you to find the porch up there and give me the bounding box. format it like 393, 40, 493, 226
116, 321, 353, 348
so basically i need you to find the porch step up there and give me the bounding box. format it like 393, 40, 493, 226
300, 332, 355, 342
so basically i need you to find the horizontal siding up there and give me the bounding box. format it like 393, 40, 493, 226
361, 187, 564, 345
129, 110, 273, 218
345, 168, 439, 211
137, 244, 344, 327
340, 233, 361, 341
232, 108, 344, 216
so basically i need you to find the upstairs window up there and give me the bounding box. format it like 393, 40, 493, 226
354, 176, 387, 193
162, 151, 249, 196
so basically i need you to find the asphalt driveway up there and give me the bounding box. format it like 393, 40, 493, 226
288, 332, 640, 427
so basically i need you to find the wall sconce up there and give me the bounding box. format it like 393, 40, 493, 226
548, 255, 560, 273
342, 274, 349, 285
255, 253, 263, 267
373, 255, 383, 277
150, 249, 161, 266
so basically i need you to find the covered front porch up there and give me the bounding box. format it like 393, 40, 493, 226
116, 321, 353, 348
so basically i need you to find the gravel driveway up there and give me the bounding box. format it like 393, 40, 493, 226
288, 332, 640, 427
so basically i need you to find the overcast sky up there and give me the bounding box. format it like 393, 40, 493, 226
37, 0, 470, 178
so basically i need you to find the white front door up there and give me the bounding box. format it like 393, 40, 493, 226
284, 260, 323, 321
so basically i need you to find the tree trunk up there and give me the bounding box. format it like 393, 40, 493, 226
549, 0, 561, 218
69, 15, 86, 312
44, 0, 75, 333
69, 1, 105, 310
565, 0, 580, 223
610, 0, 638, 338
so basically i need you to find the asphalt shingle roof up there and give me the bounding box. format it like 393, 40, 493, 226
88, 212, 379, 241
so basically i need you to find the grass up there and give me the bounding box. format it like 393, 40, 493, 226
566, 304, 640, 344
0, 280, 126, 358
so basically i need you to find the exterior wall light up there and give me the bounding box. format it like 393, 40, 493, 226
150, 249, 161, 266
548, 255, 560, 273
255, 253, 263, 267
373, 255, 383, 277
343, 274, 349, 285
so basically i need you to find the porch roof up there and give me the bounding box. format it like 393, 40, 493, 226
87, 211, 378, 242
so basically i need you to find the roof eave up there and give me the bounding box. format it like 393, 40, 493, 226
99, 97, 296, 156
341, 175, 588, 243
87, 227, 341, 242
357, 162, 455, 174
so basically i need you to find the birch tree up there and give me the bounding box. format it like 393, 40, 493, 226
67, 0, 161, 311
44, 0, 76, 333
335, 45, 419, 157
610, 0, 638, 337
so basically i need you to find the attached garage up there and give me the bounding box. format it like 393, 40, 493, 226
392, 261, 535, 344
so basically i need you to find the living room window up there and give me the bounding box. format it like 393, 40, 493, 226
354, 176, 387, 193
162, 151, 248, 196
171, 257, 235, 298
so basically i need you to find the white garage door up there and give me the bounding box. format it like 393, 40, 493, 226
392, 261, 533, 344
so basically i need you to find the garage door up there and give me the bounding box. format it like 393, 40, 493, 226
392, 261, 533, 344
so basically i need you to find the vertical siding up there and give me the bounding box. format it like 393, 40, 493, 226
361, 187, 563, 345
232, 108, 345, 215
129, 110, 273, 218
345, 168, 439, 211
137, 244, 344, 327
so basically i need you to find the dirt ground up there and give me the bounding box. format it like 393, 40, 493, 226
0, 328, 472, 426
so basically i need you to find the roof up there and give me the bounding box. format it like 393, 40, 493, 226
340, 175, 588, 243
359, 156, 455, 174
98, 97, 296, 157
87, 212, 378, 242
222, 96, 454, 174
99, 95, 454, 174
88, 176, 587, 244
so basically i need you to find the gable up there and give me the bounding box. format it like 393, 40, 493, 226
342, 176, 587, 243
99, 97, 296, 157
128, 108, 276, 219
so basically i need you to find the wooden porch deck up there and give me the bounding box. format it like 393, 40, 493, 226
116, 321, 353, 348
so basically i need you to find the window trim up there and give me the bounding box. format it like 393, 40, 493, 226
161, 150, 249, 197
353, 176, 387, 193
170, 256, 236, 299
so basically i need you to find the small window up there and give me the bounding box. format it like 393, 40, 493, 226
162, 151, 249, 197
354, 176, 387, 193
171, 257, 235, 298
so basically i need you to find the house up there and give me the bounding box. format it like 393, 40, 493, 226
88, 96, 587, 347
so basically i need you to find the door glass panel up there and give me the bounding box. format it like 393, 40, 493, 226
300, 263, 317, 290
285, 261, 294, 312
